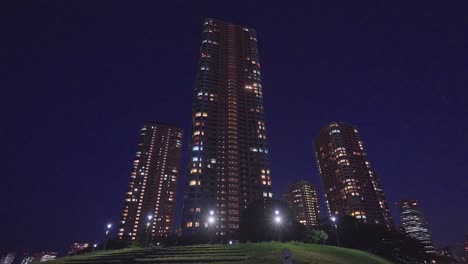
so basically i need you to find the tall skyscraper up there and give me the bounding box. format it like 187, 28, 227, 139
284, 180, 321, 227
118, 123, 183, 242
399, 199, 435, 253
313, 122, 393, 229
182, 18, 272, 240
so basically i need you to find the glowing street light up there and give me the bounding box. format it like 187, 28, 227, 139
275, 216, 281, 223
103, 223, 112, 250
93, 244, 97, 251
207, 210, 216, 244
274, 210, 282, 241
208, 216, 215, 224
106, 224, 112, 235
331, 216, 340, 247
146, 214, 153, 247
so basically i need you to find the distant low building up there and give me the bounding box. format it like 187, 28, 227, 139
39, 252, 57, 262
68, 243, 89, 255
399, 199, 435, 254
19, 252, 56, 264
463, 235, 468, 257
0, 253, 15, 264
19, 255, 36, 264
439, 247, 453, 258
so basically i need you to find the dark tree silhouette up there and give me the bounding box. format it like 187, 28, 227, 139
239, 199, 304, 242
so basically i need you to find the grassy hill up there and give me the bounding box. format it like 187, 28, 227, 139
50, 242, 392, 264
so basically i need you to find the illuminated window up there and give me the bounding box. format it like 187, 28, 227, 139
189, 180, 201, 186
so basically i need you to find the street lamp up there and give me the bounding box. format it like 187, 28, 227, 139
208, 216, 215, 224
146, 214, 153, 247
274, 210, 281, 241
93, 244, 97, 251
207, 210, 216, 244
103, 223, 112, 250
106, 224, 112, 235
331, 216, 340, 247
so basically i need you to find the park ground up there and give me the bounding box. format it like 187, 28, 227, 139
50, 242, 392, 264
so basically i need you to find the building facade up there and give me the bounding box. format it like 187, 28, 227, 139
399, 199, 435, 253
68, 243, 89, 255
0, 253, 15, 264
118, 123, 183, 242
284, 180, 321, 227
313, 122, 393, 229
182, 18, 272, 240
39, 252, 57, 262
464, 235, 468, 257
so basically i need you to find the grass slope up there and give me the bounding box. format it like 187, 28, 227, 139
238, 242, 392, 264
50, 242, 392, 264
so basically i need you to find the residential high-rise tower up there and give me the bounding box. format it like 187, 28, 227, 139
313, 122, 393, 229
118, 123, 183, 242
182, 18, 272, 240
284, 180, 321, 227
399, 199, 435, 253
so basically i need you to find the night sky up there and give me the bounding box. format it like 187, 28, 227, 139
2, 1, 467, 254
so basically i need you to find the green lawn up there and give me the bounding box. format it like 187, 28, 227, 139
237, 242, 392, 264
50, 242, 392, 264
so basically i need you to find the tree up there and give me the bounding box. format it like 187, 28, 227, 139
304, 229, 328, 244
334, 215, 429, 263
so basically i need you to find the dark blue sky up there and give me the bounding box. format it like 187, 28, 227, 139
2, 1, 467, 253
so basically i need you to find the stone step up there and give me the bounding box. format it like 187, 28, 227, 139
134, 256, 247, 263
144, 253, 246, 258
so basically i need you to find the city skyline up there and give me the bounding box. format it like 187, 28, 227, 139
2, 1, 467, 254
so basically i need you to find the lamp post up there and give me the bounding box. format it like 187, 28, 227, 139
146, 214, 153, 247
274, 210, 282, 241
207, 210, 216, 244
331, 216, 340, 247
93, 244, 97, 251
103, 223, 112, 250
